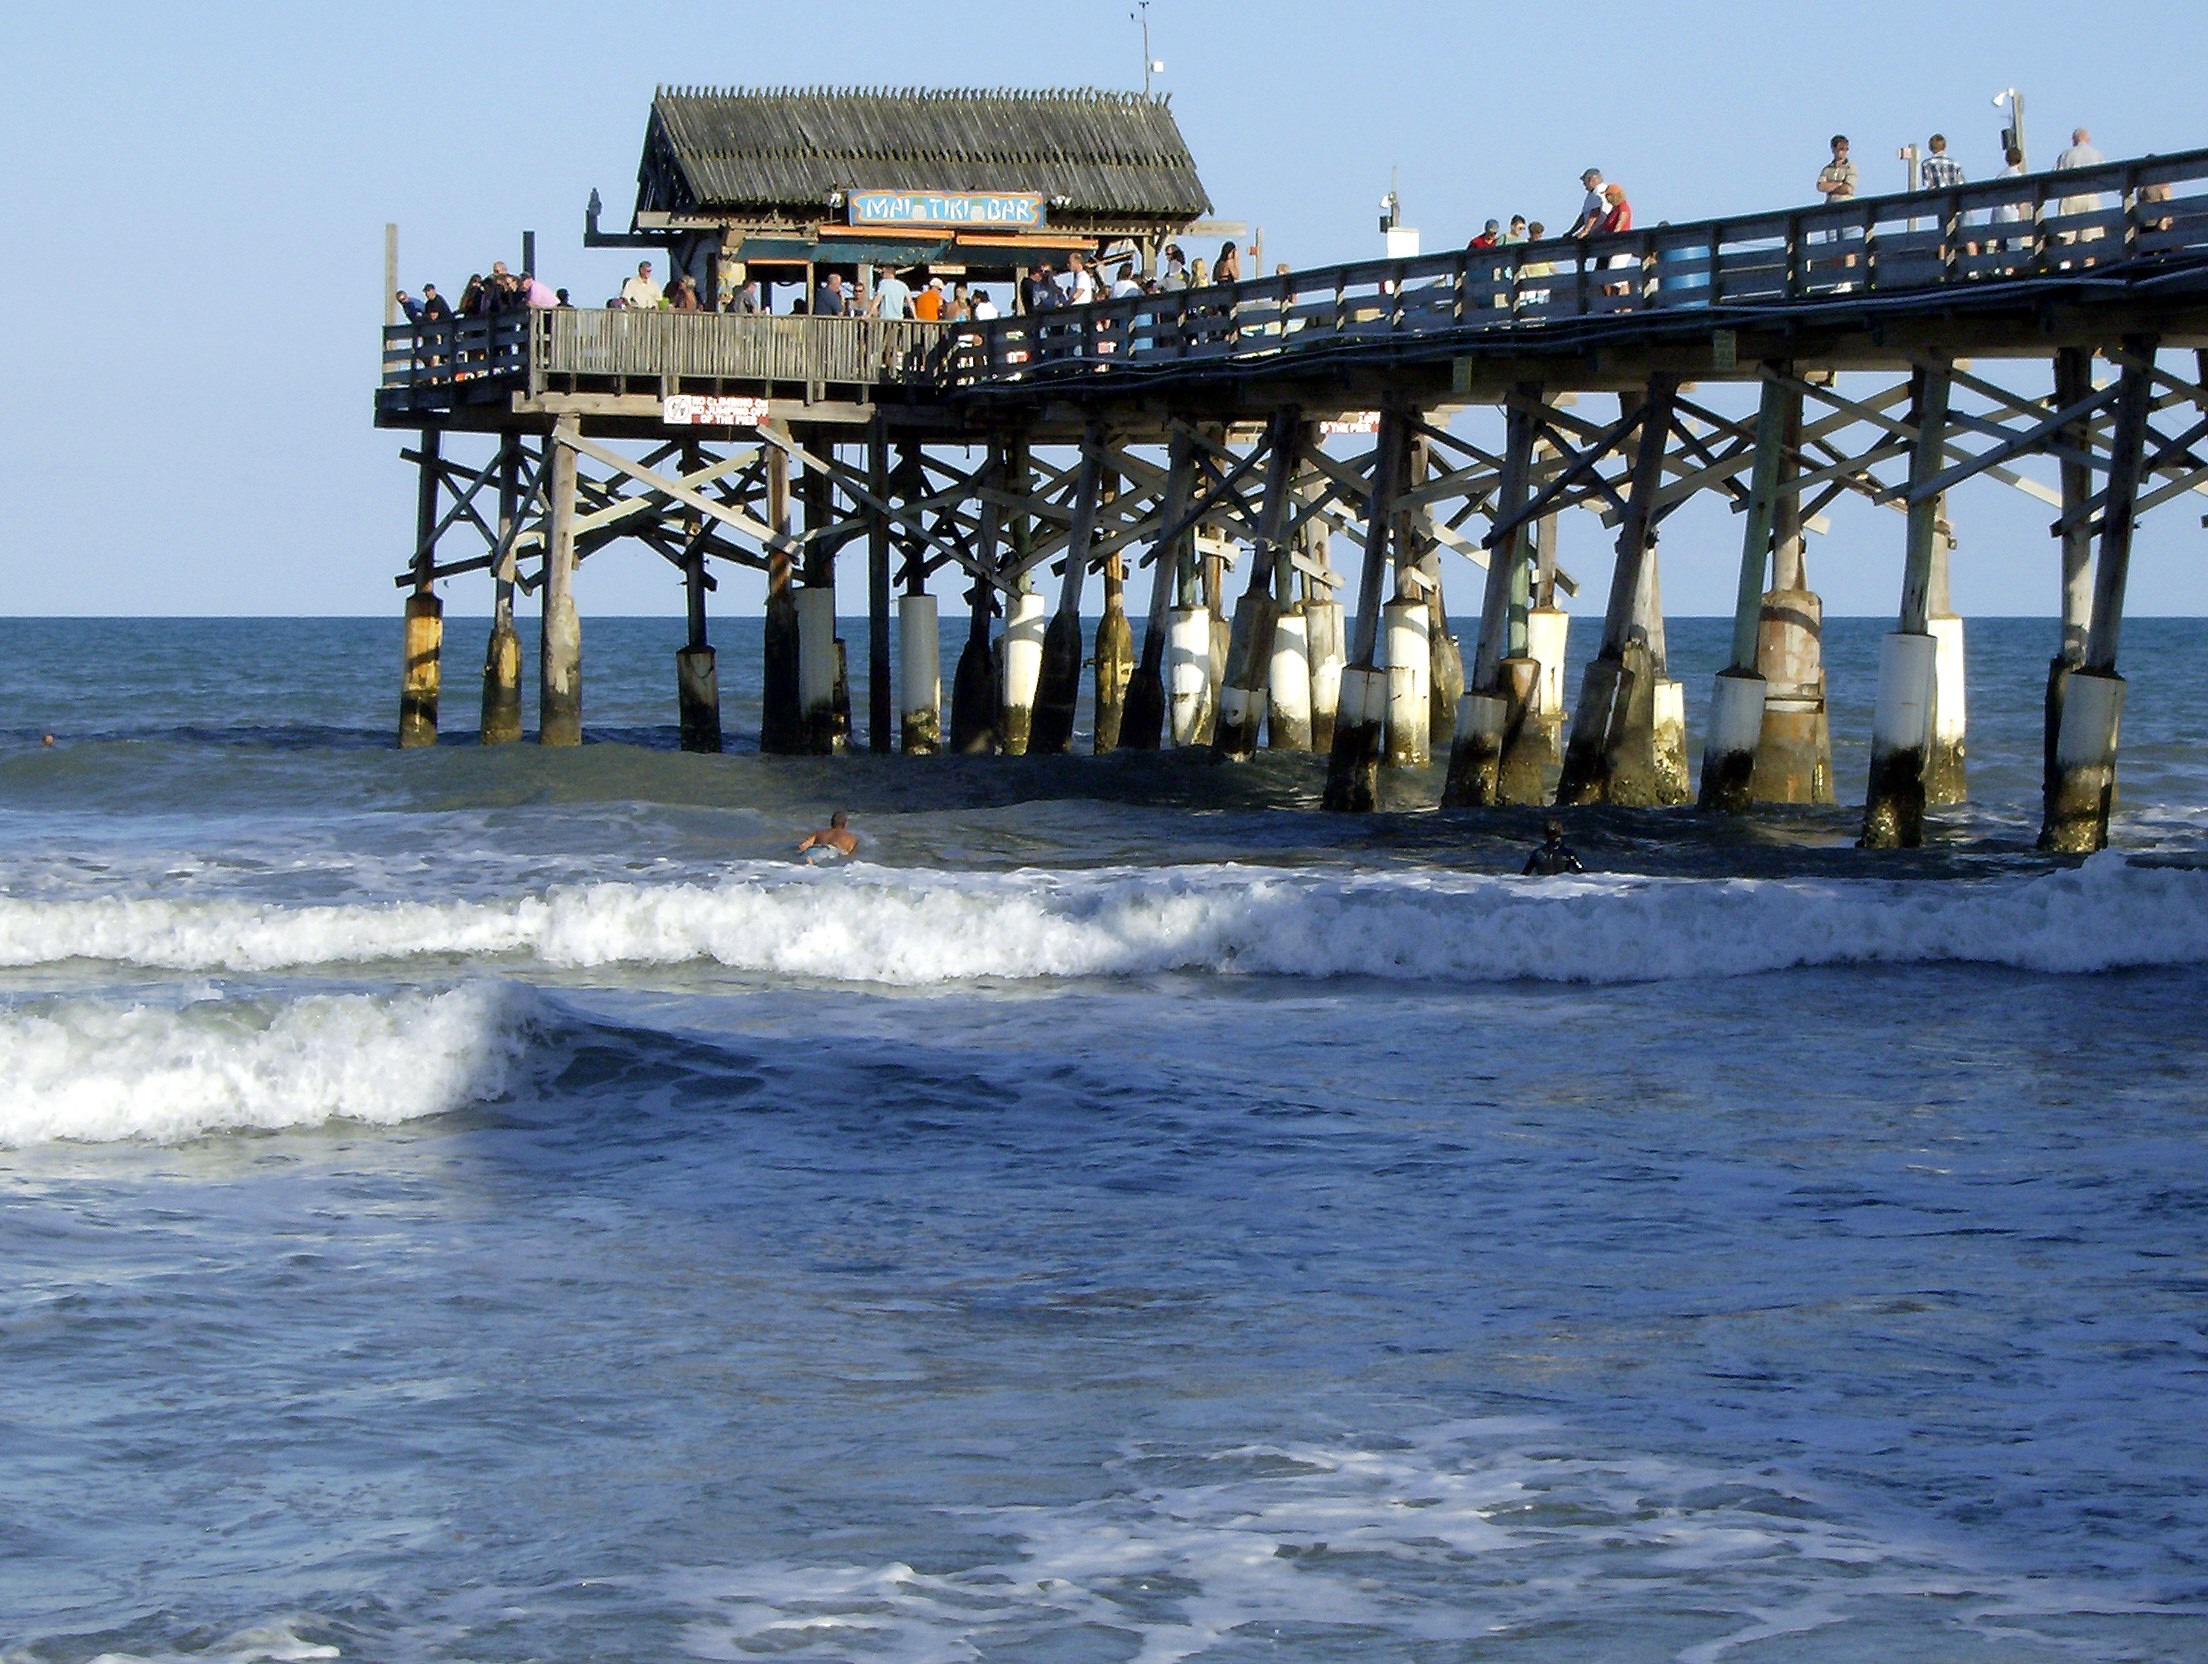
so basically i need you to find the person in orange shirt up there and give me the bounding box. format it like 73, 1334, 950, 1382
912, 276, 946, 321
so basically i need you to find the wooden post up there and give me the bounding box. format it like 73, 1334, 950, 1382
1031, 428, 1104, 754
2043, 345, 2097, 808
1860, 362, 1952, 846
384, 224, 398, 329
1697, 376, 1787, 810
538, 419, 583, 746
1121, 431, 1195, 749
1556, 375, 1681, 806
2041, 340, 2156, 851
760, 429, 800, 752
675, 442, 722, 754
1091, 469, 1132, 752
1323, 405, 1409, 811
1750, 381, 1832, 804
480, 435, 524, 744
1000, 439, 1043, 754
950, 444, 1002, 754
867, 422, 893, 752
796, 431, 845, 754
1213, 410, 1304, 759
1444, 390, 1539, 806
398, 428, 443, 749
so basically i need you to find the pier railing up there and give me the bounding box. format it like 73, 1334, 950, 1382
379, 309, 948, 403
940, 147, 2208, 387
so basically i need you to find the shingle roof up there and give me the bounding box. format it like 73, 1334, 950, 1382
638, 86, 1211, 223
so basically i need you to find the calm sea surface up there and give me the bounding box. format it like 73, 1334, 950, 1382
4, 613, 2207, 1663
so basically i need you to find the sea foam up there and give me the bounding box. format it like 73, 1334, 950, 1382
0, 982, 533, 1146
2, 852, 2205, 986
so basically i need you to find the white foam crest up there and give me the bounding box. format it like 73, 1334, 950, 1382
4, 852, 2207, 985
665, 1417, 2185, 1662
0, 983, 534, 1146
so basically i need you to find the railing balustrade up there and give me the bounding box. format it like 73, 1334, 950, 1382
376, 148, 2208, 407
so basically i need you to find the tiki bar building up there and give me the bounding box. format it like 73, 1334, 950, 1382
587, 85, 1216, 309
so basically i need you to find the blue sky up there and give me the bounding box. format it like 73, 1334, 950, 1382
4, 0, 2205, 619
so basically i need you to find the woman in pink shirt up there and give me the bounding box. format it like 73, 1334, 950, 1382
1599, 184, 1635, 297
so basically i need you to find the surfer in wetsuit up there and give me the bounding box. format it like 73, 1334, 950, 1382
796, 810, 858, 860
1522, 818, 1584, 877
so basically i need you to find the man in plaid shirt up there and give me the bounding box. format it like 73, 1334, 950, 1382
1919, 134, 1966, 190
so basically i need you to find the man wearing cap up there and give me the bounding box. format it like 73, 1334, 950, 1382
912, 275, 946, 320
1571, 170, 1606, 238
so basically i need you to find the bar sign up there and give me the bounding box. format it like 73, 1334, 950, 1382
849, 191, 1046, 229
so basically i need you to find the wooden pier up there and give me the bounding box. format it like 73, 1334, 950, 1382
378, 86, 2208, 852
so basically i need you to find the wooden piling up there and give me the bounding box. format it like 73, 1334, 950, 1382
399, 429, 442, 748
760, 431, 800, 753
1323, 406, 1408, 811
538, 419, 583, 746
1557, 376, 1681, 806
480, 435, 524, 746
1214, 411, 1303, 759
1120, 432, 1194, 749
867, 423, 893, 752
1861, 364, 1951, 846
2042, 339, 2157, 852
1032, 430, 1104, 754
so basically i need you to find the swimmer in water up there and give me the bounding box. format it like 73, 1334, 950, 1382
796, 810, 858, 859
1522, 818, 1584, 876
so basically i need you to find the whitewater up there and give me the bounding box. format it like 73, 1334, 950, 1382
4, 852, 2207, 985
5, 615, 2207, 1663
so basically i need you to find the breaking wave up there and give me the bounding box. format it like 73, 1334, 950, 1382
1, 853, 2206, 986
0, 982, 536, 1146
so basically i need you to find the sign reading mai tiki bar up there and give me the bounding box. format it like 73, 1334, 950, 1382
848, 190, 1046, 230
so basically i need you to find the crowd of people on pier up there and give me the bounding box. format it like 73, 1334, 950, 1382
395, 260, 571, 326
396, 121, 2131, 342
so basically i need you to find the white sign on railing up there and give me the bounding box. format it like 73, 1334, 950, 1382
664, 394, 771, 428
1321, 411, 1382, 435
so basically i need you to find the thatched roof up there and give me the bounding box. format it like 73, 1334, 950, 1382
637, 86, 1211, 225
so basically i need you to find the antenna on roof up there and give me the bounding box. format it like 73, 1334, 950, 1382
1133, 1, 1164, 96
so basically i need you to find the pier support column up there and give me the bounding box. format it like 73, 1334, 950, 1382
867, 426, 895, 753
1750, 385, 1832, 802
1699, 377, 1786, 810
899, 592, 940, 754
1862, 364, 1952, 846
951, 445, 1005, 754
1091, 471, 1130, 752
2042, 347, 2097, 823
1306, 587, 1345, 754
1032, 429, 1103, 754
1324, 406, 1410, 810
1557, 376, 1683, 806
399, 429, 443, 748
1268, 604, 1313, 749
674, 442, 723, 754
1447, 387, 1541, 807
1000, 589, 1047, 754
760, 432, 802, 752
1215, 412, 1304, 760
2042, 341, 2155, 852
1121, 433, 1194, 750
481, 435, 524, 745
538, 420, 583, 746
1924, 508, 1967, 804
796, 434, 845, 755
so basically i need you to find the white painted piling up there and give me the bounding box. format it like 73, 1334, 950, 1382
898, 594, 941, 755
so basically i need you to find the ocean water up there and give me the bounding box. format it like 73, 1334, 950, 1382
4, 613, 2208, 1664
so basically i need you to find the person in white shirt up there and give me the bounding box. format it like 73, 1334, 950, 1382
1108, 263, 1141, 299
619, 260, 663, 310
870, 268, 913, 319
2055, 127, 2108, 244
970, 290, 1000, 321
1064, 252, 1099, 304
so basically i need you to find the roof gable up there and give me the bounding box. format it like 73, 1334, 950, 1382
639, 86, 1212, 224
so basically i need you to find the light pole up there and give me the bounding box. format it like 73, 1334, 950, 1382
1992, 87, 2028, 170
